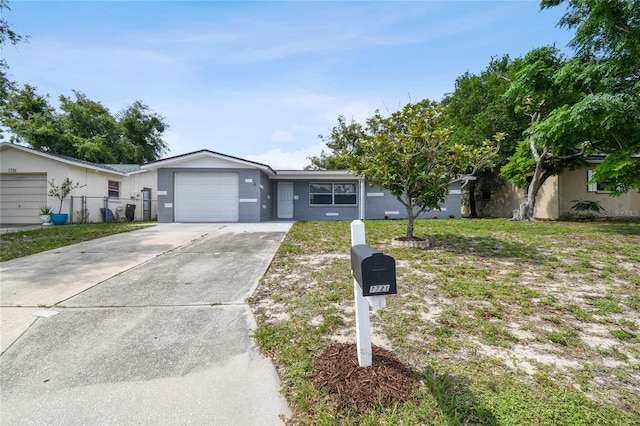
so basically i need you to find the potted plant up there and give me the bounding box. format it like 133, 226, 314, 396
39, 205, 54, 226
48, 178, 85, 225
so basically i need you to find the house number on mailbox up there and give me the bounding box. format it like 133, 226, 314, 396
368, 284, 391, 293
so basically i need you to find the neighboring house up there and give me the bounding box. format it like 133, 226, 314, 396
0, 144, 463, 224
0, 143, 156, 225
471, 155, 640, 219
141, 150, 463, 223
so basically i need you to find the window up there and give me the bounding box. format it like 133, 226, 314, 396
108, 180, 120, 199
587, 170, 611, 192
309, 183, 357, 205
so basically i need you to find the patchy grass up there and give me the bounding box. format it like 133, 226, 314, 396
0, 223, 154, 261
250, 218, 640, 425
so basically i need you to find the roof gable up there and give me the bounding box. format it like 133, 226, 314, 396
141, 149, 276, 175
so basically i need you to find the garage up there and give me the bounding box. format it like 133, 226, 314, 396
0, 173, 47, 225
174, 172, 239, 222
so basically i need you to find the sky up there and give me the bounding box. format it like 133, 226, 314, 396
2, 0, 575, 169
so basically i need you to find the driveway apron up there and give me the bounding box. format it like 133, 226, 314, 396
0, 223, 293, 425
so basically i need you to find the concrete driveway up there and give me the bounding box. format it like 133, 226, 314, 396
0, 222, 293, 425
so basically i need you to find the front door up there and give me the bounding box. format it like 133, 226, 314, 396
277, 182, 294, 219
142, 188, 151, 221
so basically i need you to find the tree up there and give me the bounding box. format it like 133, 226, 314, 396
117, 101, 169, 164
502, 46, 589, 220
306, 116, 364, 170
48, 177, 85, 214
58, 91, 121, 163
502, 1, 640, 220
344, 100, 501, 239
541, 0, 640, 73
441, 56, 529, 217
0, 0, 23, 48
539, 0, 640, 194
0, 84, 73, 152
0, 0, 26, 134
1, 85, 170, 163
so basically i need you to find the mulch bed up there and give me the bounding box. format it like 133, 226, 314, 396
312, 342, 419, 415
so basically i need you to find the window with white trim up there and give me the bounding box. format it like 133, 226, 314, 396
108, 180, 120, 199
309, 183, 357, 205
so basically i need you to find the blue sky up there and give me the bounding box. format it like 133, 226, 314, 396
3, 1, 574, 169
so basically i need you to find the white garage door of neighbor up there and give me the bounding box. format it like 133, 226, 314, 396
174, 172, 239, 222
0, 173, 47, 225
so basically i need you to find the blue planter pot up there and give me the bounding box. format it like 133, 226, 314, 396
50, 213, 68, 225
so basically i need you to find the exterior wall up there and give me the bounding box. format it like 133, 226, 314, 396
534, 175, 559, 219
0, 146, 154, 223
271, 179, 462, 221
259, 172, 273, 222
474, 178, 558, 219
278, 179, 361, 221
238, 169, 262, 222
119, 171, 158, 221
157, 168, 175, 223
156, 168, 264, 223
363, 181, 462, 220
559, 166, 640, 218
474, 180, 526, 218
472, 165, 640, 219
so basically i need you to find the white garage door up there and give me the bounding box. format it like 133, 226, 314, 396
174, 172, 239, 222
0, 173, 47, 225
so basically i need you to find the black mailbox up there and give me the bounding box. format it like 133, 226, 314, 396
350, 244, 397, 296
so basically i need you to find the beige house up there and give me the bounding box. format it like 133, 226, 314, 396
472, 158, 640, 220
0, 143, 157, 225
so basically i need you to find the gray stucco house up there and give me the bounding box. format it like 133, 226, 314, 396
141, 149, 463, 223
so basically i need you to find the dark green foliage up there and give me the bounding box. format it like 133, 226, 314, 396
307, 115, 365, 170
441, 56, 531, 217
1, 86, 169, 163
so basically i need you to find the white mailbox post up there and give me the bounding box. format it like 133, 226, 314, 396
350, 220, 397, 367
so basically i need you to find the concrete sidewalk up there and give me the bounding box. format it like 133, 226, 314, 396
0, 222, 293, 425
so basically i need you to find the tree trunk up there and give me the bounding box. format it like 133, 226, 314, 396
405, 203, 415, 238
513, 150, 548, 221
468, 181, 478, 218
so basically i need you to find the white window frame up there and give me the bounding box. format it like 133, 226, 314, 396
108, 180, 120, 199
309, 182, 357, 206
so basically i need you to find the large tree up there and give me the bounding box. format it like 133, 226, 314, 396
57, 91, 121, 163
0, 0, 25, 127
117, 100, 169, 164
441, 56, 530, 217
540, 0, 640, 193
344, 100, 501, 239
502, 46, 590, 220
503, 1, 640, 220
1, 85, 169, 163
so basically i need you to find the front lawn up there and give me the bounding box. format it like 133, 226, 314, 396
0, 223, 154, 261
250, 219, 640, 425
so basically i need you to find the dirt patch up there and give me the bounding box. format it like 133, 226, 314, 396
312, 342, 418, 415
252, 222, 640, 419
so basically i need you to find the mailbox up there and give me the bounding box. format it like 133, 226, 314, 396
350, 244, 397, 296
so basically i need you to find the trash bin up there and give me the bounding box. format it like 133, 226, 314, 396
100, 208, 114, 222
125, 204, 136, 222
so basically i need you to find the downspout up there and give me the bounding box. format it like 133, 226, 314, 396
359, 177, 365, 220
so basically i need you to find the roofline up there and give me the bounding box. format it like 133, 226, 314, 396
271, 169, 356, 180
586, 153, 640, 164
141, 149, 277, 176
0, 142, 131, 176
